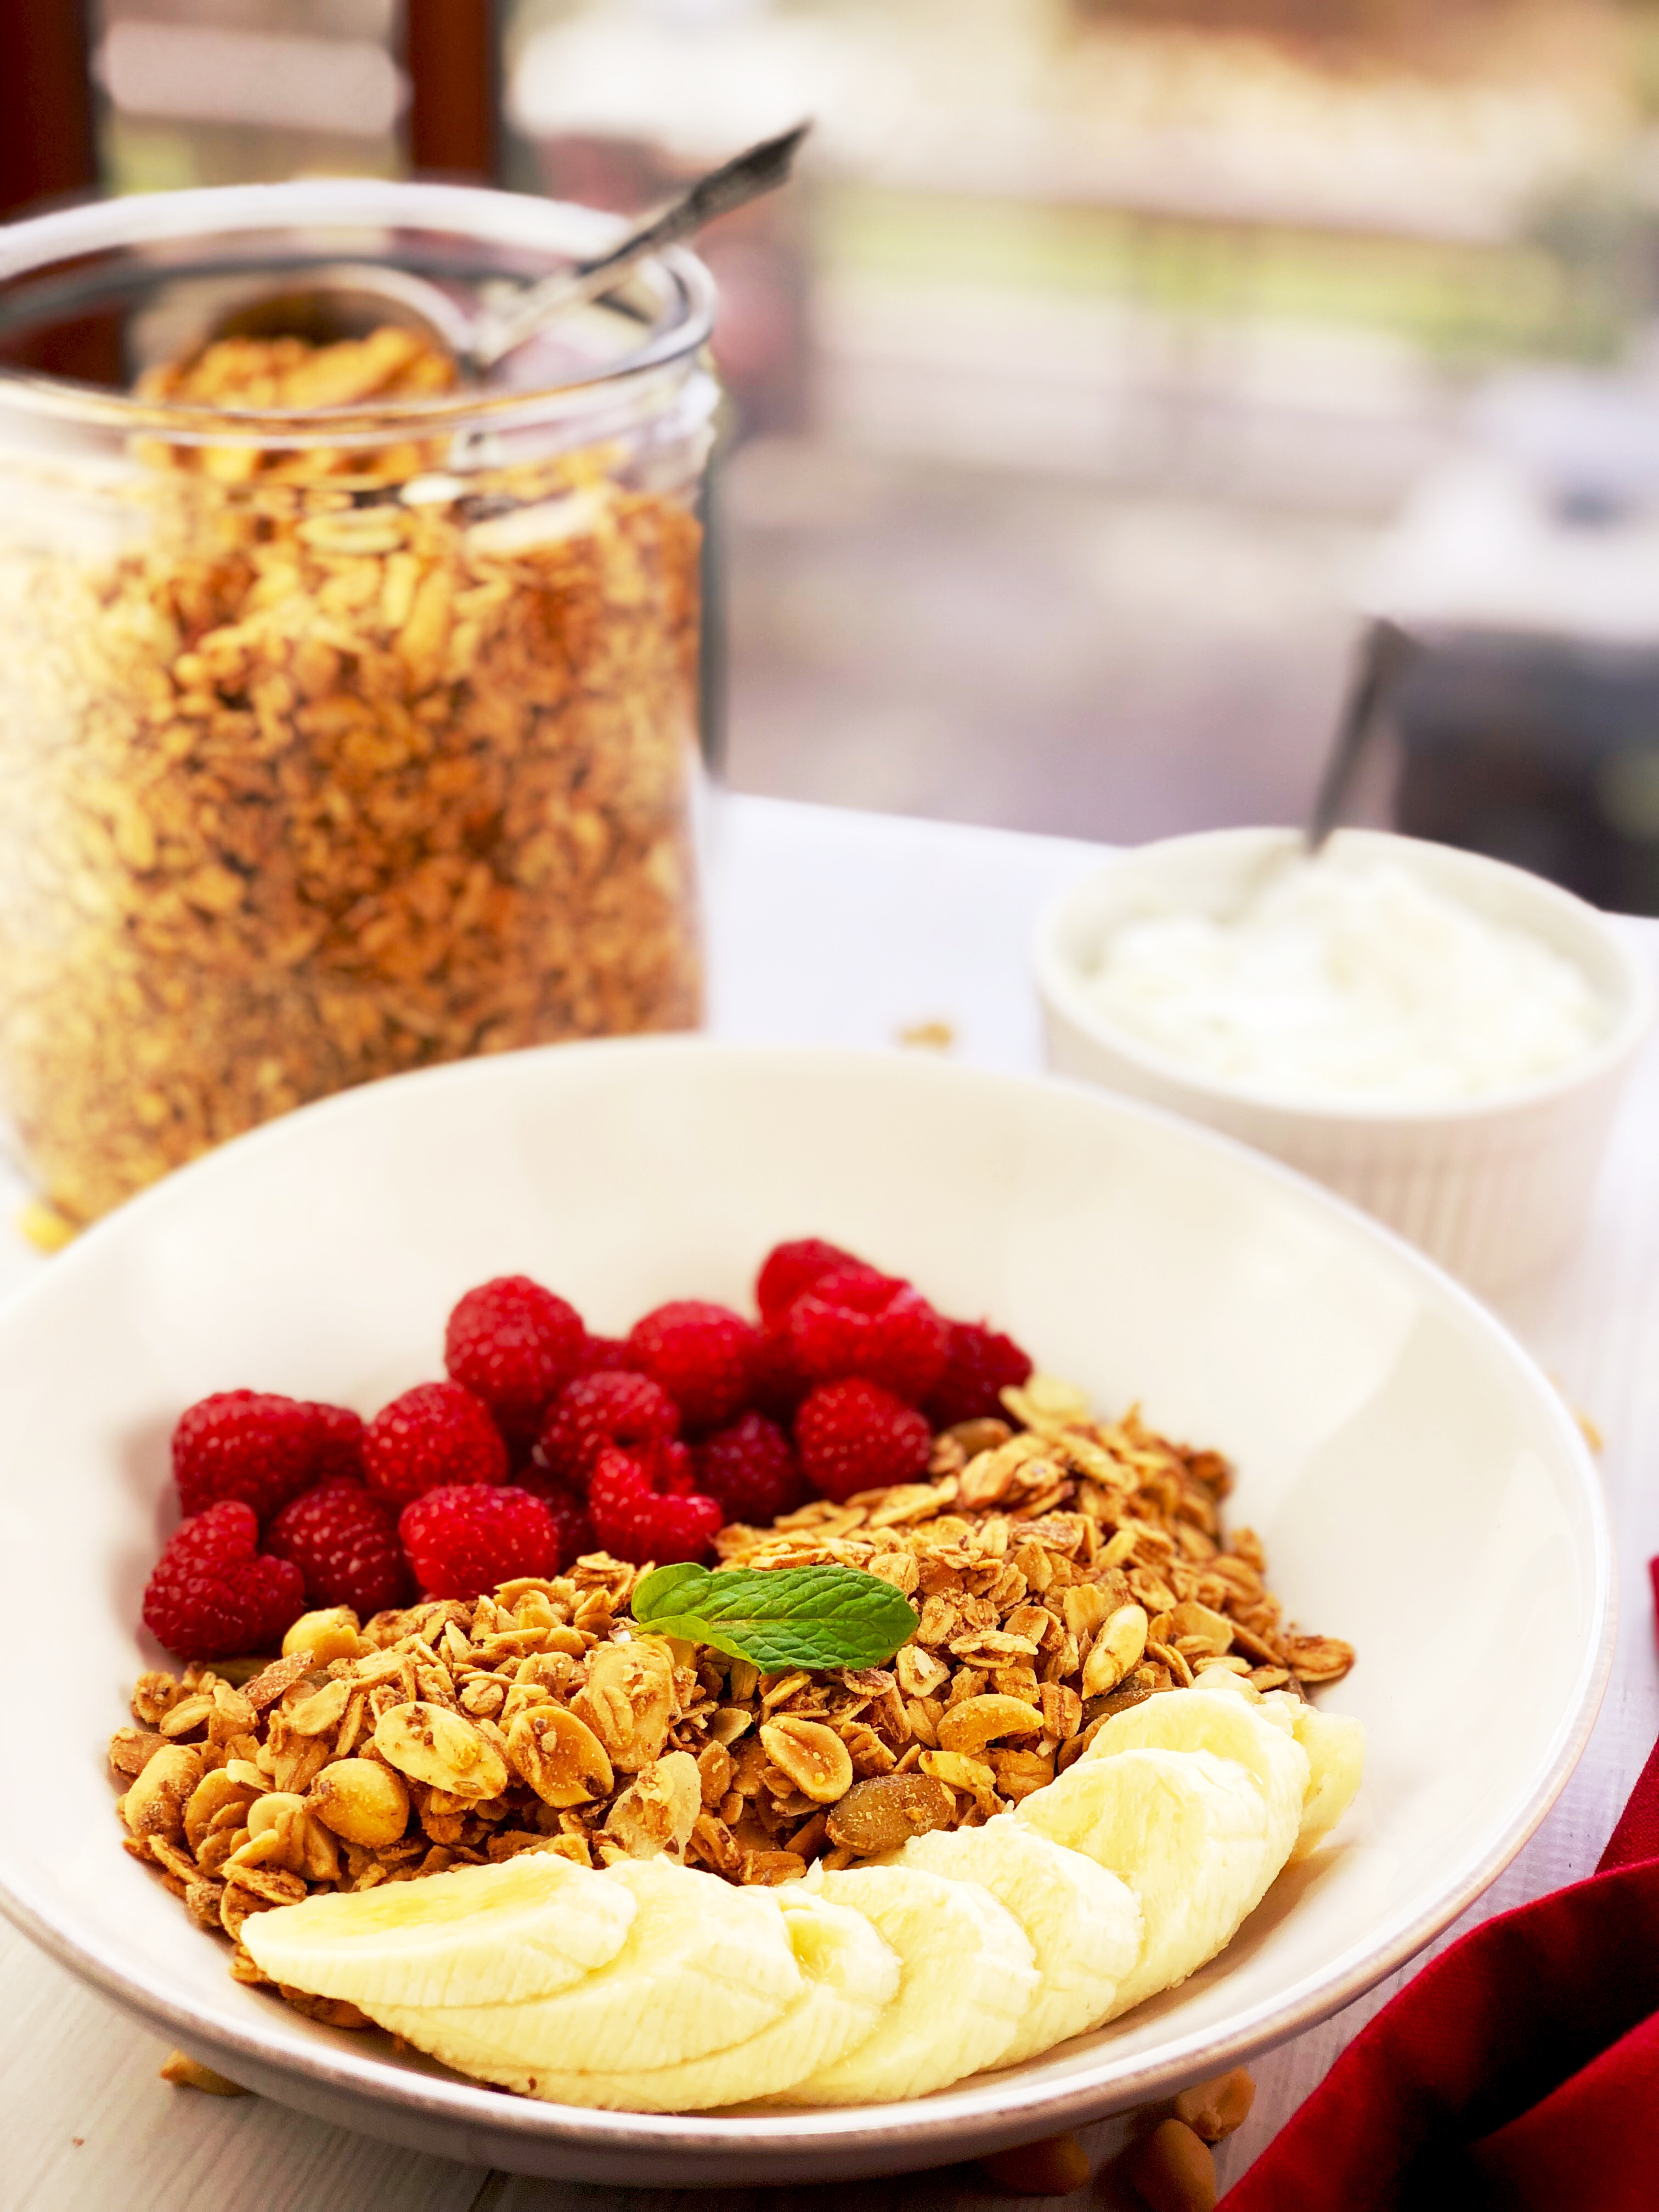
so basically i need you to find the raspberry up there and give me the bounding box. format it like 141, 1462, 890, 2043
535, 1480, 596, 1569
363, 1381, 508, 1508
751, 1319, 810, 1422
795, 1379, 932, 1504
925, 1319, 1034, 1429
399, 1484, 558, 1601
173, 1391, 365, 1525
692, 1411, 801, 1526
537, 1371, 680, 1489
443, 1276, 584, 1442
308, 1403, 367, 1483
142, 1500, 306, 1660
267, 1481, 410, 1615
627, 1301, 760, 1432
786, 1268, 949, 1404
755, 1237, 874, 1322
652, 1437, 695, 1489
588, 1442, 723, 1565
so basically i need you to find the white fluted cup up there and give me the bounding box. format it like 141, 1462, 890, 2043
1034, 828, 1655, 1297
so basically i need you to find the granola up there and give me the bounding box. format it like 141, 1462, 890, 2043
111, 1389, 1353, 2019
0, 327, 704, 1223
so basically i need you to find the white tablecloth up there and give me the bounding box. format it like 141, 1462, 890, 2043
7, 791, 1658, 2212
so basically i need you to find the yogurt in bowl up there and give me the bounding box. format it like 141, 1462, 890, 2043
1035, 828, 1654, 1294
1083, 851, 1611, 1108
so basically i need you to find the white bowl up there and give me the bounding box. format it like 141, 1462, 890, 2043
1034, 827, 1655, 1296
0, 1040, 1610, 2184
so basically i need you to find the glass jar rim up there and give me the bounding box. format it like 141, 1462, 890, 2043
0, 178, 716, 441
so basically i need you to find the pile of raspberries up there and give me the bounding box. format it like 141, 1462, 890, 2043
142, 1237, 1031, 1660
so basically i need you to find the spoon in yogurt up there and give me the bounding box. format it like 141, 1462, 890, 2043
1216, 618, 1419, 922
1306, 617, 1417, 853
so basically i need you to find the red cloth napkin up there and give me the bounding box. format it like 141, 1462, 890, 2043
1218, 1560, 1659, 2211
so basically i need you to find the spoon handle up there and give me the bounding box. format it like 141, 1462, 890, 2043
1307, 617, 1416, 853
473, 122, 810, 369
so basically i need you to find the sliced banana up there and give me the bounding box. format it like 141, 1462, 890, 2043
1203, 1668, 1284, 1718
1015, 1745, 1275, 2016
785, 1865, 1039, 2105
1181, 1672, 1365, 1858
896, 1819, 1142, 2064
486, 1883, 902, 2109
1079, 1681, 1307, 1912
366, 1858, 805, 2084
240, 1847, 635, 2008
1267, 1696, 1365, 1858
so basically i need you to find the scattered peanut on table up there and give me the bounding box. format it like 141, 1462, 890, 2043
977, 2129, 1093, 2195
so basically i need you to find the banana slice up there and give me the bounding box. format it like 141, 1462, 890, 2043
785, 1865, 1039, 2106
482, 1883, 902, 2109
365, 1858, 806, 2086
1179, 1674, 1365, 1858
240, 1848, 635, 2008
1079, 1682, 1307, 1912
897, 1819, 1141, 2064
1201, 1669, 1289, 1722
1015, 1745, 1274, 2016
1265, 1696, 1365, 1858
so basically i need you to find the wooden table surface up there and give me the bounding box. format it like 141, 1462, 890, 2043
5, 792, 1657, 2212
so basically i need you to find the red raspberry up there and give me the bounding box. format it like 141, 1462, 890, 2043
588, 1442, 723, 1565
627, 1301, 759, 1432
173, 1391, 364, 1525
537, 1371, 680, 1489
444, 1276, 585, 1443
267, 1481, 410, 1616
363, 1381, 508, 1508
308, 1403, 367, 1483
925, 1319, 1034, 1428
751, 1320, 810, 1423
142, 1500, 306, 1660
692, 1411, 801, 1526
651, 1437, 695, 1490
795, 1380, 932, 1504
400, 1484, 558, 1601
755, 1237, 874, 1322
535, 1480, 597, 1569
786, 1269, 949, 1404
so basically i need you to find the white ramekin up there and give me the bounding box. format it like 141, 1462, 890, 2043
1034, 827, 1655, 1296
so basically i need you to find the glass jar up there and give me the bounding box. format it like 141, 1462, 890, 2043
0, 180, 717, 1224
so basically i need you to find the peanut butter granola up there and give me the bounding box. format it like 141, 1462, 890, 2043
110, 1384, 1353, 2027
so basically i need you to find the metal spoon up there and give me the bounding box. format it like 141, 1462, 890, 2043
1306, 617, 1417, 853
209, 122, 811, 376
1216, 618, 1418, 923
471, 121, 810, 369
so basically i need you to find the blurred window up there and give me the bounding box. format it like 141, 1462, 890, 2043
98, 19, 403, 139
94, 1, 405, 187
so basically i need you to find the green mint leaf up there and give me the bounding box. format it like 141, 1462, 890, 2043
630, 1562, 709, 1618
630, 1562, 918, 1672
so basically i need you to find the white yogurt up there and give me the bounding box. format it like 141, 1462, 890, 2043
1084, 854, 1609, 1104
